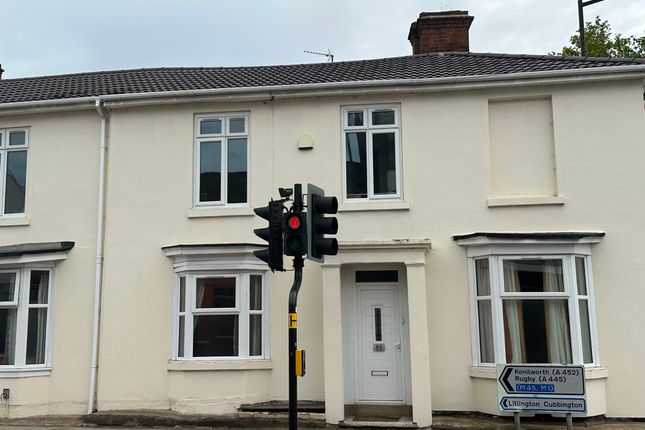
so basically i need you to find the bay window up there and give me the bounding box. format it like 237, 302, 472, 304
175, 272, 265, 360
0, 268, 52, 368
165, 244, 270, 361
456, 233, 602, 368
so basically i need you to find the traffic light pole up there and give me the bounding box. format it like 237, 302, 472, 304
288, 184, 304, 430
288, 254, 303, 430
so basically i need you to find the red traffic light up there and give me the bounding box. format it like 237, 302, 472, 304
287, 215, 301, 230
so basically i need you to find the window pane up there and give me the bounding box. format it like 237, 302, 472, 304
372, 110, 395, 125
355, 270, 398, 283
249, 314, 262, 356
193, 315, 238, 357
503, 299, 572, 364
179, 277, 185, 312
478, 300, 494, 363
229, 118, 246, 133
347, 111, 364, 127
250, 275, 262, 311
227, 138, 247, 204
196, 277, 236, 308
26, 308, 47, 364
374, 307, 383, 342
575, 257, 587, 295
345, 132, 367, 198
0, 273, 16, 302
9, 131, 26, 146
200, 119, 222, 135
475, 259, 490, 296
178, 316, 185, 357
579, 300, 593, 364
199, 141, 221, 202
503, 259, 564, 293
5, 150, 27, 214
372, 132, 397, 195
29, 271, 49, 304
0, 309, 16, 365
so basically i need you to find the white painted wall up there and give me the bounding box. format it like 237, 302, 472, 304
0, 111, 100, 416
1, 77, 644, 418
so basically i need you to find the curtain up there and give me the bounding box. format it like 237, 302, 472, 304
503, 263, 525, 363
35, 273, 48, 364
544, 262, 572, 364
476, 261, 494, 362
194, 280, 206, 330
3, 309, 16, 365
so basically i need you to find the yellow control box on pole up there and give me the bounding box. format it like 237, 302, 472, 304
295, 349, 305, 377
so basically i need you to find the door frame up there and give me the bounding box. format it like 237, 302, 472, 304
341, 265, 412, 405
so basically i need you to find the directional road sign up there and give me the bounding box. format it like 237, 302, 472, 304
499, 396, 586, 414
498, 365, 584, 396
497, 364, 587, 415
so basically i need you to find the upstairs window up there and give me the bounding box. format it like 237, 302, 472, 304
194, 114, 249, 207
0, 128, 29, 216
342, 106, 401, 200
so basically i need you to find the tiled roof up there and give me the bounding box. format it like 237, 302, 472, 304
1, 52, 644, 105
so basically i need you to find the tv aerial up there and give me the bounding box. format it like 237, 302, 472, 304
303, 49, 334, 63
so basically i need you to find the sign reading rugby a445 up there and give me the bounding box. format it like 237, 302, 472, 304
498, 365, 585, 396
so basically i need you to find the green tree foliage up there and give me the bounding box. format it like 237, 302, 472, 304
559, 16, 645, 58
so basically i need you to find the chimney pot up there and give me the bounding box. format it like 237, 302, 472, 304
0, 64, 4, 79
408, 10, 474, 54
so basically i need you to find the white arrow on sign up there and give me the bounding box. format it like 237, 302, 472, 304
498, 365, 585, 396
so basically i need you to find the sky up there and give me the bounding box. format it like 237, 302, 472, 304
1, 0, 644, 79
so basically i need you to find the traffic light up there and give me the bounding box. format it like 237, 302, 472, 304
283, 211, 307, 256
253, 200, 284, 271
306, 183, 338, 262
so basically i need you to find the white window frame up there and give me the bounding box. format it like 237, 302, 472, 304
0, 266, 54, 372
173, 271, 267, 361
341, 105, 402, 201
464, 243, 600, 369
193, 113, 250, 208
0, 127, 30, 217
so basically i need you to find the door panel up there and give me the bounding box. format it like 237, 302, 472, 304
356, 286, 404, 402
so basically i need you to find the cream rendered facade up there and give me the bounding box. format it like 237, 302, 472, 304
0, 75, 644, 426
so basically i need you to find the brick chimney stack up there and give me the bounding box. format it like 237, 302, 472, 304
408, 11, 474, 54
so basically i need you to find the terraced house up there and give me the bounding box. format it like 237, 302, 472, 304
0, 10, 644, 428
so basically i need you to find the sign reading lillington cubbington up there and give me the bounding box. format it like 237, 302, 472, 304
497, 364, 586, 414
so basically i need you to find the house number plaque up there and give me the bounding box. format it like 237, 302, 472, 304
373, 343, 385, 352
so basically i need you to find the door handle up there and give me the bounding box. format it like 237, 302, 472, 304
395, 343, 401, 352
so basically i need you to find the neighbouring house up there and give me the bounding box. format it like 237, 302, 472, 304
0, 10, 644, 427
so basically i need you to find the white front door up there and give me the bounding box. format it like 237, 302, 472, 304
355, 284, 405, 403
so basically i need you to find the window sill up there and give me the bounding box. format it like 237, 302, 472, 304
487, 196, 565, 208
338, 200, 410, 212
0, 216, 30, 227
167, 359, 272, 371
468, 366, 608, 380
187, 207, 254, 218
0, 367, 51, 378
